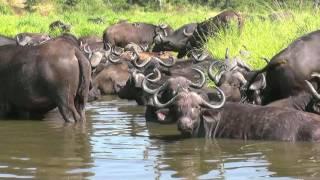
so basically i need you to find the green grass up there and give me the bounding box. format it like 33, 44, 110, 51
1, 1, 320, 70
206, 9, 320, 69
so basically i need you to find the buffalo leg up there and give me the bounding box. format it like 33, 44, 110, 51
57, 93, 81, 122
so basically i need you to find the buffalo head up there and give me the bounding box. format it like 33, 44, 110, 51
152, 86, 225, 135
208, 49, 266, 103
154, 23, 197, 53
82, 43, 111, 68
49, 20, 71, 32
305, 73, 320, 113
16, 33, 51, 46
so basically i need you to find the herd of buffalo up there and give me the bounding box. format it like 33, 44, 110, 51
2, 10, 320, 142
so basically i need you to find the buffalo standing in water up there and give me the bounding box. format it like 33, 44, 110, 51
152, 84, 320, 142
0, 35, 91, 122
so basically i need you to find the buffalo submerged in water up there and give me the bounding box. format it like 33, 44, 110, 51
150, 85, 320, 142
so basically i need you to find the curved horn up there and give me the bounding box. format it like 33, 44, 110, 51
108, 54, 121, 63
159, 24, 168, 36
158, 33, 164, 42
130, 50, 139, 61
233, 71, 247, 85
249, 73, 266, 90
160, 24, 168, 29
163, 30, 168, 37
194, 52, 208, 62
306, 80, 320, 100
201, 87, 226, 109
133, 57, 152, 68
142, 72, 162, 94
147, 68, 162, 83
191, 50, 200, 60
311, 73, 320, 79
16, 35, 31, 46
189, 68, 206, 89
84, 44, 92, 54
90, 52, 103, 68
259, 73, 266, 89
83, 44, 92, 59
139, 44, 148, 52
183, 28, 193, 37
153, 82, 178, 108
153, 56, 176, 67
208, 61, 225, 84
104, 44, 112, 58
16, 35, 20, 44
112, 47, 124, 56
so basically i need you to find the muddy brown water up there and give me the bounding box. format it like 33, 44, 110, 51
0, 96, 320, 179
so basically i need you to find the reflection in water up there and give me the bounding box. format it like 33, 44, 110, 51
0, 95, 319, 179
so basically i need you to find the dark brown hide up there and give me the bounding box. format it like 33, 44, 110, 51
0, 37, 91, 122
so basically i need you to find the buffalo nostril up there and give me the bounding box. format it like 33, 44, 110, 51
178, 118, 193, 133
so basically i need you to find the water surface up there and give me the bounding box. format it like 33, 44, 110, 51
0, 96, 319, 179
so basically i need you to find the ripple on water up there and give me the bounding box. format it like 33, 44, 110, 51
0, 96, 320, 179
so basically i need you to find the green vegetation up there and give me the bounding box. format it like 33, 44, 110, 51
0, 0, 320, 69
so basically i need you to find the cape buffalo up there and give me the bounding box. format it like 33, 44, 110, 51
15, 33, 51, 46
208, 50, 265, 103
103, 21, 174, 51
89, 61, 130, 99
118, 54, 213, 106
246, 30, 320, 104
79, 35, 104, 51
49, 20, 71, 32
153, 88, 320, 142
181, 10, 243, 58
0, 36, 91, 122
153, 23, 197, 54
142, 69, 222, 122
266, 76, 320, 114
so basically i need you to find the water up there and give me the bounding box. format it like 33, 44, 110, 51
0, 96, 320, 179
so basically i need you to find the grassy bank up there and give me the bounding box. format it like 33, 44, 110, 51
0, 1, 320, 69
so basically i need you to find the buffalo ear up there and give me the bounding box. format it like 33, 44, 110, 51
155, 109, 174, 123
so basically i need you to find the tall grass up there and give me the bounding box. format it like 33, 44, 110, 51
207, 9, 320, 69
